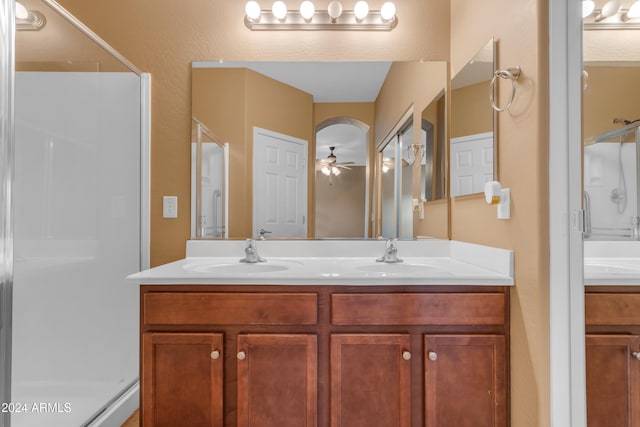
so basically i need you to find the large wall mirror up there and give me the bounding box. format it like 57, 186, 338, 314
449, 38, 496, 198
583, 29, 640, 240
191, 60, 448, 240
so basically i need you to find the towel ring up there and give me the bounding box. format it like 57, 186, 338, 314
489, 66, 521, 112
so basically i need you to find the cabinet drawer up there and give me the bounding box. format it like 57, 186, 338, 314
331, 293, 505, 325
144, 292, 318, 325
585, 293, 640, 325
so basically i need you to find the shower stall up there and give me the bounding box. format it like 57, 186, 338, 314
3, 1, 149, 426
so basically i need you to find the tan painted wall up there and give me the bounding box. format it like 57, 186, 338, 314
192, 68, 313, 237
451, 80, 493, 138
583, 66, 640, 142
315, 166, 366, 238
450, 1, 549, 427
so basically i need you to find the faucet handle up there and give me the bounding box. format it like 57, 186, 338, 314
258, 228, 272, 239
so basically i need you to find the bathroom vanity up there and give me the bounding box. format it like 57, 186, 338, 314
584, 242, 640, 427
129, 239, 514, 427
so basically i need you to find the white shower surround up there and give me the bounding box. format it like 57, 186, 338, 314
12, 72, 142, 427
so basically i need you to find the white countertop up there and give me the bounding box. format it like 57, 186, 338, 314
127, 239, 514, 286
584, 241, 640, 286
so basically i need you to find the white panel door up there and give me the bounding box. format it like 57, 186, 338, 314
253, 127, 308, 238
449, 132, 494, 197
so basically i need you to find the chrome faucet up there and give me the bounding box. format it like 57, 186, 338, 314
376, 238, 403, 263
240, 239, 266, 263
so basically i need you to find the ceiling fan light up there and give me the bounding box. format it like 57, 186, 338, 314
382, 164, 390, 173
332, 166, 341, 176
321, 165, 331, 176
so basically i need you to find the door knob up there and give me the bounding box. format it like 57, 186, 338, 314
632, 352, 640, 360
210, 350, 220, 360
237, 351, 246, 360
428, 351, 438, 361
402, 351, 411, 361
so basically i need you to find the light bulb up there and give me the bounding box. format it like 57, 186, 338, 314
15, 1, 29, 20
380, 1, 396, 22
328, 1, 343, 21
245, 1, 261, 22
382, 164, 390, 174
582, 0, 595, 18
354, 1, 369, 21
321, 166, 330, 176
623, 0, 640, 20
596, 0, 621, 21
332, 167, 341, 176
300, 0, 315, 21
272, 0, 288, 21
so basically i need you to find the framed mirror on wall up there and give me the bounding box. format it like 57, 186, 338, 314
582, 29, 640, 240
449, 38, 496, 198
191, 60, 449, 240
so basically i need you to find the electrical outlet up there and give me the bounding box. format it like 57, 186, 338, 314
163, 196, 178, 218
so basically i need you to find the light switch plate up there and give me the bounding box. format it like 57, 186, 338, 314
163, 196, 178, 218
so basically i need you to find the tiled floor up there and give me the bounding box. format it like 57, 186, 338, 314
121, 409, 139, 427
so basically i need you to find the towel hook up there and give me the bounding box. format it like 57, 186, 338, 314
489, 66, 521, 112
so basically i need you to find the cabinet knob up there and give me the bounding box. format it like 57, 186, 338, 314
210, 350, 220, 360
632, 352, 640, 360
428, 351, 438, 361
237, 351, 246, 361
402, 351, 411, 361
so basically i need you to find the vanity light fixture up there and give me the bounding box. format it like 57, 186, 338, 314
15, 1, 46, 31
244, 1, 397, 30
584, 0, 640, 29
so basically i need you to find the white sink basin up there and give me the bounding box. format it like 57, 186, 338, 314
355, 262, 447, 276
183, 261, 297, 274
584, 262, 640, 276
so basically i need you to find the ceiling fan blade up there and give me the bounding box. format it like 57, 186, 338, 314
336, 164, 352, 170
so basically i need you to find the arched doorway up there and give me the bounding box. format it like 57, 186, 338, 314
315, 117, 370, 238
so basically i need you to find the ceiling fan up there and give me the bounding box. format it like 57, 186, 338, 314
319, 146, 353, 185
320, 146, 353, 176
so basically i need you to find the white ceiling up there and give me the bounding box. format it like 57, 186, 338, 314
192, 61, 392, 102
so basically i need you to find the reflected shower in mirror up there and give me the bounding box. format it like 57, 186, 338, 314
583, 27, 640, 240
449, 38, 496, 197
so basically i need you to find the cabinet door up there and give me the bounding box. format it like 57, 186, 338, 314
330, 334, 412, 427
142, 332, 223, 427
586, 334, 640, 427
237, 334, 317, 427
425, 335, 506, 427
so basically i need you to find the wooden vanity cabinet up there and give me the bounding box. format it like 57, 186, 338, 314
140, 285, 509, 427
585, 289, 640, 427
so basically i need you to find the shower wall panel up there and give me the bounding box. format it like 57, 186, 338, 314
12, 71, 140, 427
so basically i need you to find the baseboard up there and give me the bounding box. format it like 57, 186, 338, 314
85, 381, 139, 427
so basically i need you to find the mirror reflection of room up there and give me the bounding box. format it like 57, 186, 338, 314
449, 39, 495, 198
583, 24, 640, 240
191, 60, 448, 240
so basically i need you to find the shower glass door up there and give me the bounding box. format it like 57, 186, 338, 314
12, 1, 144, 426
